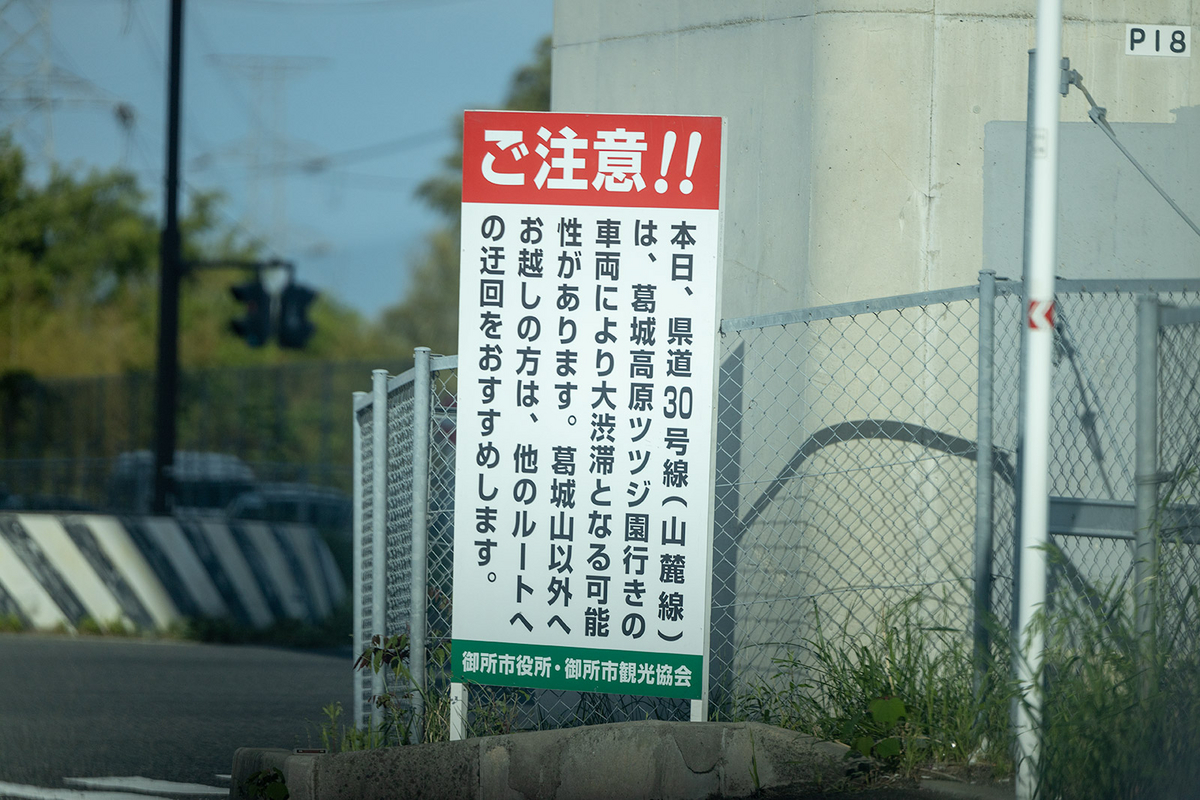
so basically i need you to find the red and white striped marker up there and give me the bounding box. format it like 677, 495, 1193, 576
1027, 299, 1055, 331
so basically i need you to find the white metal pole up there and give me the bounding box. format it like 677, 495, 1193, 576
410, 348, 432, 743
370, 369, 389, 731
1133, 295, 1159, 691
1015, 1, 1063, 797
449, 681, 467, 741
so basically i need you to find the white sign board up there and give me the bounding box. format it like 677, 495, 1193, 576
1126, 24, 1190, 56
451, 111, 725, 700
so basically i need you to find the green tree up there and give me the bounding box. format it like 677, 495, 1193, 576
0, 137, 159, 375
381, 35, 551, 356
0, 134, 404, 377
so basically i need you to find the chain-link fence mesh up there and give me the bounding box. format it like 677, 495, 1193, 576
1046, 291, 1140, 622
355, 278, 1200, 737
989, 287, 1200, 642
712, 291, 983, 700
427, 366, 457, 645
1157, 306, 1200, 646
353, 398, 374, 729
385, 380, 415, 646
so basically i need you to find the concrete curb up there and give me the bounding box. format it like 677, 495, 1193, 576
232, 721, 856, 800
920, 778, 1014, 800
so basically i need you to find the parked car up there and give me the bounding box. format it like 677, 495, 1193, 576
106, 450, 257, 515
224, 482, 353, 581
223, 482, 351, 530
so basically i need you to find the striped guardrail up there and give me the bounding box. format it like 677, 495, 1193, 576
0, 512, 346, 632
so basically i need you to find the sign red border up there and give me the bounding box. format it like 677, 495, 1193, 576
462, 111, 722, 210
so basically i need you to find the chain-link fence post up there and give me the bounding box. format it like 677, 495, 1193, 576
974, 270, 997, 680
410, 348, 431, 742
1134, 295, 1160, 664
352, 390, 367, 729
370, 368, 389, 728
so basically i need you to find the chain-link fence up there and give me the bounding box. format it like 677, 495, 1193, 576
355, 275, 1200, 736
714, 285, 985, 698
1151, 302, 1200, 647
1, 359, 407, 512
989, 286, 1200, 650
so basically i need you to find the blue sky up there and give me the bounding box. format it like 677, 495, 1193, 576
8, 0, 553, 319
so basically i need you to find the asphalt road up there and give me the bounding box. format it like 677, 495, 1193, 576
0, 634, 352, 788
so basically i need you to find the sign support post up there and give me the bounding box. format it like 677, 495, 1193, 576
449, 682, 467, 741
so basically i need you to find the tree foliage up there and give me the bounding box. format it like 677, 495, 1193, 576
381, 35, 551, 356
0, 37, 550, 378
0, 134, 403, 377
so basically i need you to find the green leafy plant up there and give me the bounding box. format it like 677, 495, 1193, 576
848, 696, 906, 762
243, 768, 288, 800
352, 632, 420, 745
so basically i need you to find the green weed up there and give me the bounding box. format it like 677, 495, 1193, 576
1033, 559, 1200, 799
736, 593, 1015, 779
309, 701, 390, 752
242, 768, 288, 800
348, 630, 530, 747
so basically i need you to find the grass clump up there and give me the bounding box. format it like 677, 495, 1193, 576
309, 701, 389, 752
324, 630, 531, 750
0, 613, 26, 632
736, 594, 1014, 779
73, 615, 140, 636
738, 569, 1200, 796
1036, 567, 1200, 799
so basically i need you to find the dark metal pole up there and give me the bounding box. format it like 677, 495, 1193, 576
153, 0, 184, 515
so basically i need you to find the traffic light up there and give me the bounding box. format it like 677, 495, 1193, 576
277, 282, 317, 349
230, 278, 271, 347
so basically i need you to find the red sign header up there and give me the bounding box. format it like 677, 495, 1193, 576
462, 111, 723, 210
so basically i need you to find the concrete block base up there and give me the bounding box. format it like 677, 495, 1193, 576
232, 721, 854, 800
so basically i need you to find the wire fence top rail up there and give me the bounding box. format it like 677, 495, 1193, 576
721, 276, 1200, 334
721, 284, 984, 332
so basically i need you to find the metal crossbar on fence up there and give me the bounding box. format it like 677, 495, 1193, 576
354, 274, 1200, 738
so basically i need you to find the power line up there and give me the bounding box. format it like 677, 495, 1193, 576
122, 0, 217, 164
208, 54, 329, 251
205, 0, 478, 11
273, 127, 448, 173
0, 0, 132, 169
189, 4, 257, 120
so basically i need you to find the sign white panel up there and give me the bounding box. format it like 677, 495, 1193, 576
1126, 25, 1190, 56
451, 111, 725, 700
